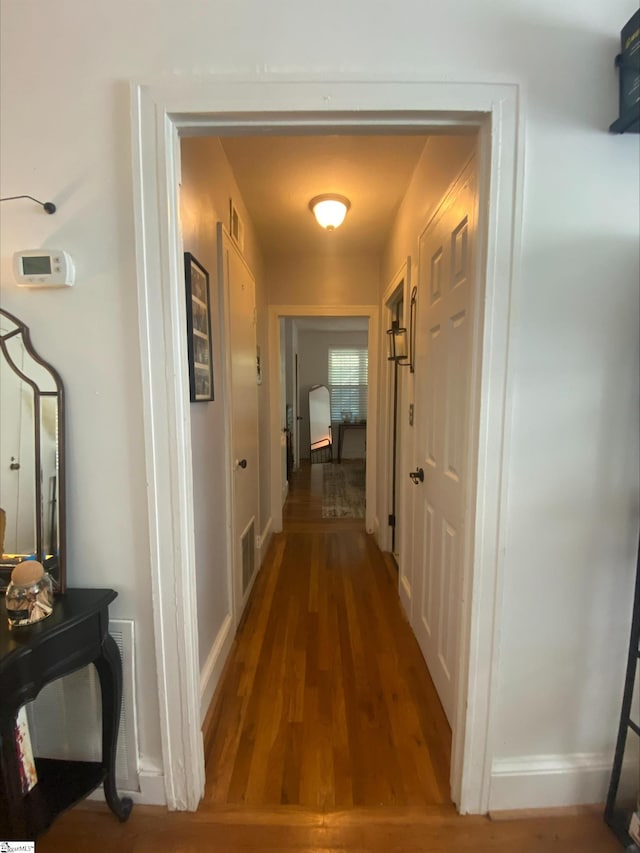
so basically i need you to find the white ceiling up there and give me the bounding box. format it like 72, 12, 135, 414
220, 134, 430, 257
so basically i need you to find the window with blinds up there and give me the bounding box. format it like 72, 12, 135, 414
328, 348, 368, 422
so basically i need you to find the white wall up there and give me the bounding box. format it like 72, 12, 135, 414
298, 330, 369, 460
1, 0, 638, 810
381, 135, 477, 287
179, 136, 265, 715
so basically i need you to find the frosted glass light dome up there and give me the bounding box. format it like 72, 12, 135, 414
309, 195, 351, 230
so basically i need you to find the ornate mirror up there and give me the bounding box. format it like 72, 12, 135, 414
0, 309, 66, 592
309, 384, 332, 462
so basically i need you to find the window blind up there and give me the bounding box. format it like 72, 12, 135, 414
328, 348, 368, 421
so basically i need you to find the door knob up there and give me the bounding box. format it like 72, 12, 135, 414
236, 458, 248, 469
409, 467, 424, 484
10, 456, 20, 471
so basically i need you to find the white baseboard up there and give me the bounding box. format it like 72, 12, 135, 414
373, 515, 380, 545
88, 770, 166, 806
136, 770, 167, 805
490, 752, 636, 811
399, 574, 411, 599
199, 613, 234, 724
257, 516, 273, 567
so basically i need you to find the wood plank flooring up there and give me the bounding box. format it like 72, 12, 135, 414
204, 461, 451, 809
37, 801, 618, 852
36, 462, 618, 851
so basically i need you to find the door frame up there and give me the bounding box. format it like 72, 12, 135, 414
130, 76, 522, 813
268, 305, 379, 535
294, 351, 300, 470
380, 259, 411, 557
218, 223, 260, 627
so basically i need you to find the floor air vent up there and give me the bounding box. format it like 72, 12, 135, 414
25, 619, 140, 792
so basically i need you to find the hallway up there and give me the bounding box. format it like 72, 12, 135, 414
202, 461, 451, 808
37, 463, 619, 851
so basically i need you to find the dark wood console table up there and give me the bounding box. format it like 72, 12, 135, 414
0, 588, 133, 839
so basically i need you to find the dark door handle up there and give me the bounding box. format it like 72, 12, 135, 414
296, 416, 303, 421
236, 458, 248, 469
409, 467, 424, 484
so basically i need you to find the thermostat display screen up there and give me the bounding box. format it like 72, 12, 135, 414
22, 256, 52, 275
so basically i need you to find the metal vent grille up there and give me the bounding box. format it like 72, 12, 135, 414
241, 518, 255, 594
25, 619, 140, 791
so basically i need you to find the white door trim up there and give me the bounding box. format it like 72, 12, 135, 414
268, 304, 379, 535
129, 76, 522, 814
380, 260, 411, 570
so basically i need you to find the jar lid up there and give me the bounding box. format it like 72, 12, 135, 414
11, 560, 45, 586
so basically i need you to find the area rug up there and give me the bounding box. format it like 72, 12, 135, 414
322, 460, 366, 518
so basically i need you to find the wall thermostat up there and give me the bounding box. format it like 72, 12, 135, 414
13, 250, 75, 287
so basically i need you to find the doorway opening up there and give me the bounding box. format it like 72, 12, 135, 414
282, 315, 370, 524
382, 268, 408, 561
389, 297, 402, 556
131, 78, 520, 814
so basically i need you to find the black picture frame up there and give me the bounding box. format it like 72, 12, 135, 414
184, 252, 214, 402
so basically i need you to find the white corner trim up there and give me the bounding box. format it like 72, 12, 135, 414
130, 83, 205, 811
490, 752, 633, 811
257, 516, 274, 567
137, 770, 168, 805
199, 613, 234, 724
399, 573, 411, 605
373, 515, 380, 545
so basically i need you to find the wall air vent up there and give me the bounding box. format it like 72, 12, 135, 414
229, 199, 245, 252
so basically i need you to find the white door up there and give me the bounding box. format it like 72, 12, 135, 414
218, 224, 259, 620
410, 162, 477, 725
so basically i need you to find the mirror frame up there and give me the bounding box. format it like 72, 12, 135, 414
0, 309, 66, 593
309, 384, 333, 463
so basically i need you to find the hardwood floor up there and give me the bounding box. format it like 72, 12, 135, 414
204, 461, 451, 809
37, 462, 618, 851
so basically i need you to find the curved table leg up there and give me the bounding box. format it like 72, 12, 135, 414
94, 633, 133, 822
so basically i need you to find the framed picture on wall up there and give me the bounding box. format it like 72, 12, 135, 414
184, 252, 214, 402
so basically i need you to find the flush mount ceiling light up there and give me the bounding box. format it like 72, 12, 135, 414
309, 194, 351, 230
